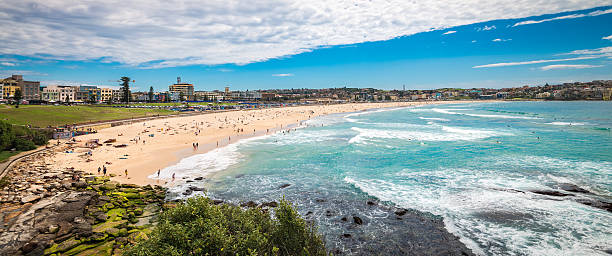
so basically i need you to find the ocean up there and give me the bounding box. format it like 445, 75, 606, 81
156, 101, 612, 256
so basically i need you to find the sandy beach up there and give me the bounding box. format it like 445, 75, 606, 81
46, 101, 478, 186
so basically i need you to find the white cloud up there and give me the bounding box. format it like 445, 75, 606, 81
492, 38, 511, 42
0, 62, 15, 66
564, 46, 612, 57
0, 1, 609, 68
0, 70, 47, 77
539, 64, 603, 70
603, 35, 612, 41
513, 8, 612, 27
471, 40, 477, 43
272, 73, 293, 77
442, 30, 456, 35
477, 25, 496, 31
473, 56, 598, 68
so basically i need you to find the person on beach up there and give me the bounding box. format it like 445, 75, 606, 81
157, 169, 160, 177
172, 173, 175, 181
124, 169, 128, 177
98, 167, 101, 175
103, 166, 107, 176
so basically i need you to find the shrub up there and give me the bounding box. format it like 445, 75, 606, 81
13, 137, 36, 151
124, 197, 327, 256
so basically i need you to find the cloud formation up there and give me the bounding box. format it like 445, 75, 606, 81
473, 56, 597, 68
492, 38, 511, 42
272, 73, 293, 77
0, 1, 609, 68
603, 35, 612, 40
442, 31, 457, 35
512, 8, 612, 26
539, 64, 602, 70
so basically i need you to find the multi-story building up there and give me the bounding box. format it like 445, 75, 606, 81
0, 84, 3, 100
0, 75, 40, 101
112, 89, 123, 102
77, 85, 101, 103
194, 91, 225, 101
2, 85, 20, 99
101, 88, 114, 102
169, 77, 194, 101
230, 90, 262, 100
41, 85, 61, 102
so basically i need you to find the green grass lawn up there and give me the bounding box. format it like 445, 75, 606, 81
0, 105, 175, 128
0, 150, 20, 163
110, 102, 237, 107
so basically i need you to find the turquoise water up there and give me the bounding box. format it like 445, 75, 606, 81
160, 101, 612, 255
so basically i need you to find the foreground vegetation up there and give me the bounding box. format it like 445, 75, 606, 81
0, 120, 49, 162
0, 105, 174, 127
125, 196, 327, 256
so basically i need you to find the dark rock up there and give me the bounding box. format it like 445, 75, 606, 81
315, 198, 326, 203
73, 181, 87, 189
367, 200, 377, 206
234, 174, 245, 178
194, 177, 204, 181
278, 183, 291, 189
185, 180, 194, 183
21, 242, 37, 254
182, 190, 192, 196
530, 190, 573, 197
341, 217, 347, 222
325, 210, 334, 217
212, 199, 223, 205
576, 199, 612, 213
240, 201, 257, 208
353, 216, 363, 225
342, 233, 352, 238
306, 211, 313, 216
558, 183, 591, 194
95, 213, 107, 222
260, 201, 278, 208
395, 208, 408, 216
188, 186, 204, 192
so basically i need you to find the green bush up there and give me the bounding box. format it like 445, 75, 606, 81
124, 197, 327, 256
13, 137, 36, 151
0, 120, 49, 152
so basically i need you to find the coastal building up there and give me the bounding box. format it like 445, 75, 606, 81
194, 91, 225, 101
41, 85, 62, 102
2, 85, 20, 99
101, 88, 113, 102
0, 75, 41, 101
0, 84, 3, 100
112, 89, 123, 102
169, 77, 194, 101
231, 90, 262, 100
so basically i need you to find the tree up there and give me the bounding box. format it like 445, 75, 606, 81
124, 197, 326, 256
88, 94, 97, 104
13, 88, 22, 108
179, 91, 185, 102
64, 94, 70, 105
120, 77, 131, 104
148, 86, 154, 102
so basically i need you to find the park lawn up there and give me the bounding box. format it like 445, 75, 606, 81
0, 105, 175, 127
0, 150, 20, 163
111, 102, 237, 107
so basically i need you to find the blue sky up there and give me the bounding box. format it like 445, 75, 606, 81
0, 1, 610, 91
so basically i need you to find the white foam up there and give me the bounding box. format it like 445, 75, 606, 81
545, 122, 586, 126
429, 108, 540, 119
419, 117, 451, 122
344, 167, 612, 256
348, 125, 510, 144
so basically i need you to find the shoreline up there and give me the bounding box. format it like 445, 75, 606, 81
46, 101, 492, 186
